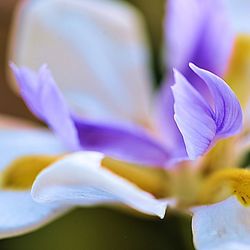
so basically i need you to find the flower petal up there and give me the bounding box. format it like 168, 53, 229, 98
0, 128, 66, 171
166, 0, 234, 77
222, 1, 250, 108
172, 69, 216, 159
10, 0, 153, 125
32, 152, 168, 218
0, 191, 70, 239
154, 83, 187, 159
224, 0, 250, 34
73, 117, 170, 166
165, 0, 201, 73
192, 196, 250, 250
11, 64, 80, 150
157, 0, 234, 154
0, 128, 69, 239
190, 63, 243, 137
12, 65, 170, 166
172, 64, 243, 159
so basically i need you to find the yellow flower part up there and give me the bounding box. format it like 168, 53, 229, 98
4, 154, 250, 212
0, 155, 59, 190
198, 137, 237, 174
225, 35, 250, 108
0, 154, 170, 200
197, 168, 250, 206
101, 157, 169, 198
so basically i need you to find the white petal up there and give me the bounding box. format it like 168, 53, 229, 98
0, 128, 70, 239
32, 152, 168, 218
0, 128, 67, 171
202, 242, 250, 250
225, 0, 250, 34
0, 191, 70, 239
10, 0, 153, 124
192, 196, 250, 250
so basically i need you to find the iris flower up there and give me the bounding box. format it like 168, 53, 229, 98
2, 0, 250, 249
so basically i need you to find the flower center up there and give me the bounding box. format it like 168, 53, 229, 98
197, 168, 250, 206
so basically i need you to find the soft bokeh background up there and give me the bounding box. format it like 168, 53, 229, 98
0, 1, 194, 249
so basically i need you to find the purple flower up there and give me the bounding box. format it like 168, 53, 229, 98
11, 61, 242, 164
10, 0, 239, 165
2, 0, 249, 245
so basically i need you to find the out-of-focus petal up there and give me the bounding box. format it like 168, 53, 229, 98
224, 0, 250, 34
12, 65, 171, 166
172, 64, 242, 159
0, 128, 69, 239
10, 0, 153, 126
32, 152, 169, 218
223, 1, 250, 109
192, 196, 250, 250
165, 0, 200, 73
0, 128, 66, 171
11, 64, 80, 150
166, 0, 234, 77
0, 191, 70, 239
225, 36, 250, 108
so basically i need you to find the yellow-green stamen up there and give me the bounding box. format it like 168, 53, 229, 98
197, 168, 250, 206
0, 155, 60, 190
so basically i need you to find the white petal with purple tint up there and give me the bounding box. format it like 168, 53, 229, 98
192, 197, 250, 250
0, 191, 70, 239
0, 128, 70, 239
32, 151, 168, 218
10, 0, 153, 125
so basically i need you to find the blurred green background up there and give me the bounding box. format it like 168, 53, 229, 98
0, 0, 194, 249
0, 208, 193, 250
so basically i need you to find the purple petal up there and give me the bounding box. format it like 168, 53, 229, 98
10, 64, 43, 119
155, 80, 187, 159
172, 64, 243, 159
11, 64, 80, 150
165, 0, 234, 76
190, 63, 243, 137
73, 116, 170, 166
157, 0, 234, 154
172, 69, 216, 159
165, 0, 234, 96
12, 65, 171, 166
165, 0, 201, 73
